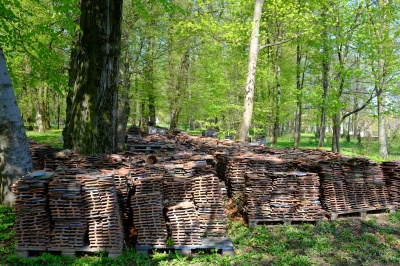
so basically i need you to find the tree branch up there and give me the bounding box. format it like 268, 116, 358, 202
340, 90, 377, 123
259, 33, 302, 50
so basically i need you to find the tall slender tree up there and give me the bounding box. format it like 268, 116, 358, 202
237, 0, 265, 141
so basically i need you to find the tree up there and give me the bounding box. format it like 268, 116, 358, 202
0, 47, 33, 205
63, 0, 123, 155
237, 0, 265, 141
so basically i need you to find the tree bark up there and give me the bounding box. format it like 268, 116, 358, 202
147, 18, 156, 127
318, 48, 329, 147
294, 43, 304, 148
378, 91, 388, 158
331, 112, 341, 153
0, 47, 33, 205
63, 0, 123, 155
117, 54, 131, 150
271, 46, 281, 147
237, 0, 264, 141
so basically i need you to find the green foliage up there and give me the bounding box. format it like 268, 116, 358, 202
0, 206, 16, 260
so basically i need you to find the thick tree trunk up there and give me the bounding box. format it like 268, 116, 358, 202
237, 0, 264, 141
63, 0, 123, 155
0, 47, 33, 205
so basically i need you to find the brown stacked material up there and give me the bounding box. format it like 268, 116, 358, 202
269, 172, 299, 219
319, 161, 350, 213
164, 163, 194, 178
245, 173, 273, 220
131, 193, 168, 246
166, 202, 202, 245
342, 163, 370, 210
381, 161, 400, 208
248, 155, 287, 174
112, 168, 131, 224
193, 174, 228, 237
12, 171, 54, 248
225, 155, 248, 198
163, 177, 193, 206
133, 176, 163, 194
363, 161, 390, 208
48, 172, 86, 248
81, 174, 123, 250
245, 171, 325, 222
295, 172, 325, 219
29, 141, 58, 170
126, 125, 143, 142
319, 157, 391, 214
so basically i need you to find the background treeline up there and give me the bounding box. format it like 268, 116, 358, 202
2, 0, 400, 157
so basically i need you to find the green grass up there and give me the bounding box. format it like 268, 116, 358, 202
2, 207, 400, 265
26, 128, 64, 149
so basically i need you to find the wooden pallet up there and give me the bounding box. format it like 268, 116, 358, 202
328, 206, 395, 221
15, 246, 47, 258
16, 245, 122, 259
248, 218, 324, 228
136, 237, 234, 256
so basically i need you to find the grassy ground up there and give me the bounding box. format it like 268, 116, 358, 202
26, 129, 64, 149
2, 205, 400, 265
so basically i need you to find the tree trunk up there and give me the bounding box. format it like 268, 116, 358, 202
294, 40, 307, 149
237, 0, 265, 141
378, 92, 388, 158
331, 113, 341, 153
117, 54, 131, 150
0, 47, 33, 205
63, 0, 123, 155
318, 9, 330, 148
147, 19, 156, 127
271, 46, 281, 147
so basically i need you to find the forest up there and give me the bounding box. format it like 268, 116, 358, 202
2, 1, 400, 265
1, 0, 399, 157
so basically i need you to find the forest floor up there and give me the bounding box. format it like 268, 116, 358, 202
1, 128, 400, 265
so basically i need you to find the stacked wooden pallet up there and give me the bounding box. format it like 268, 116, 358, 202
81, 174, 123, 250
381, 161, 400, 208
245, 171, 325, 223
163, 177, 193, 206
167, 202, 202, 245
225, 155, 248, 198
29, 141, 58, 170
112, 168, 131, 224
12, 171, 53, 248
295, 172, 325, 219
245, 173, 273, 220
48, 173, 86, 248
319, 161, 351, 213
319, 158, 391, 215
133, 176, 163, 194
131, 193, 168, 245
193, 174, 228, 237
360, 160, 391, 208
269, 172, 299, 219
164, 163, 194, 178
